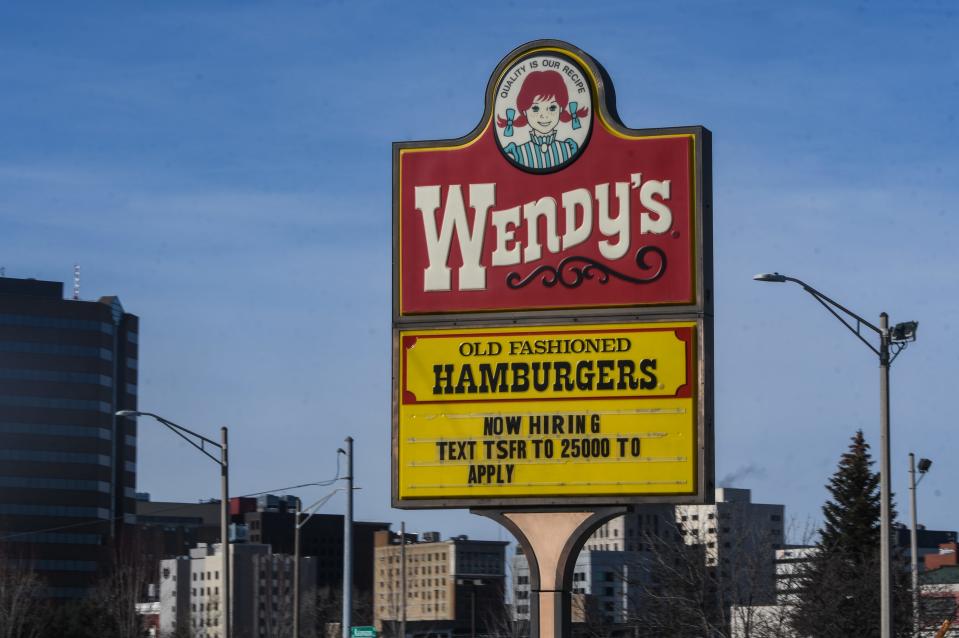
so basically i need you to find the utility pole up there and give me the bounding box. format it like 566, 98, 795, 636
293, 499, 301, 638
293, 488, 343, 638
221, 426, 231, 638
910, 452, 920, 635
400, 521, 406, 638
470, 583, 476, 638
342, 437, 353, 638
910, 453, 933, 635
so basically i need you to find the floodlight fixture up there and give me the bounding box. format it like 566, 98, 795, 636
891, 321, 919, 343
918, 458, 932, 474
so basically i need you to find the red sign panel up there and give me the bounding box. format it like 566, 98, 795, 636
394, 43, 709, 318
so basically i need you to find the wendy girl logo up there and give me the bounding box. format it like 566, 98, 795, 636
494, 53, 593, 173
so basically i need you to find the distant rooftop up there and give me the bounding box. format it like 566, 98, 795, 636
0, 277, 63, 299
0, 275, 125, 313
715, 487, 752, 503
921, 564, 959, 586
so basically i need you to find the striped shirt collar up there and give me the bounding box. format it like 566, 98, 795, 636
529, 130, 557, 147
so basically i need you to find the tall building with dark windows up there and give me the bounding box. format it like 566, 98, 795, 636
0, 276, 138, 598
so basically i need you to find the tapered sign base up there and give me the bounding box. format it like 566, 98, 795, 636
474, 507, 627, 638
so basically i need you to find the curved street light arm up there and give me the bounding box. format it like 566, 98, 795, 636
759, 273, 882, 356
116, 410, 224, 466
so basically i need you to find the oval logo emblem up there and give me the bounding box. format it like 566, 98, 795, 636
494, 52, 593, 173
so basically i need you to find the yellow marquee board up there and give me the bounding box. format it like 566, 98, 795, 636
392, 321, 703, 507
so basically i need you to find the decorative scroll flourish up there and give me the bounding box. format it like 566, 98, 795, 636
505, 246, 667, 290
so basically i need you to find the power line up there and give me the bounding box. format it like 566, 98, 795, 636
0, 463, 343, 542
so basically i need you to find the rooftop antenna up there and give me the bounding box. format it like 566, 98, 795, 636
73, 264, 80, 300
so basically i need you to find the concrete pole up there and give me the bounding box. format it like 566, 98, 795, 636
221, 427, 231, 638
879, 313, 892, 638
342, 437, 353, 638
294, 500, 301, 638
910, 453, 920, 635
400, 521, 406, 638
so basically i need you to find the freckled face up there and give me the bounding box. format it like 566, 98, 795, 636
525, 96, 560, 135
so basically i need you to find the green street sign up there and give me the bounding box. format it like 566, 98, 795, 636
351, 627, 376, 638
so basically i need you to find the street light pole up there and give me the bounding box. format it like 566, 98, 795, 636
116, 410, 231, 638
753, 273, 917, 638
909, 453, 933, 635
879, 313, 892, 638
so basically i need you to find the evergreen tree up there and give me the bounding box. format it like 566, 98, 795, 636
791, 430, 911, 637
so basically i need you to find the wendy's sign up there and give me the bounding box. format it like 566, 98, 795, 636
394, 40, 712, 319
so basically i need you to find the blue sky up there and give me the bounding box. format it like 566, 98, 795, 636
2, 1, 957, 543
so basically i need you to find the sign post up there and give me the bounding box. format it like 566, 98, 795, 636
392, 39, 712, 637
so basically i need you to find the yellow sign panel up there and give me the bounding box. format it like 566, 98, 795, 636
395, 322, 699, 502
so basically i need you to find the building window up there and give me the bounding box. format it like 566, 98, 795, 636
0, 476, 110, 493
0, 368, 113, 386
5, 531, 102, 545
0, 450, 110, 466
0, 503, 109, 519
0, 422, 112, 439
0, 313, 113, 333
0, 395, 111, 412
0, 341, 112, 360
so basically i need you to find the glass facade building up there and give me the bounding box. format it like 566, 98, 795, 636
0, 277, 138, 596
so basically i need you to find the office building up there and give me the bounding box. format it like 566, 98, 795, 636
236, 494, 389, 614
0, 276, 138, 597
674, 488, 784, 604
135, 495, 223, 570
373, 531, 508, 637
895, 524, 958, 571
158, 542, 317, 638
512, 545, 640, 625
512, 488, 785, 624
